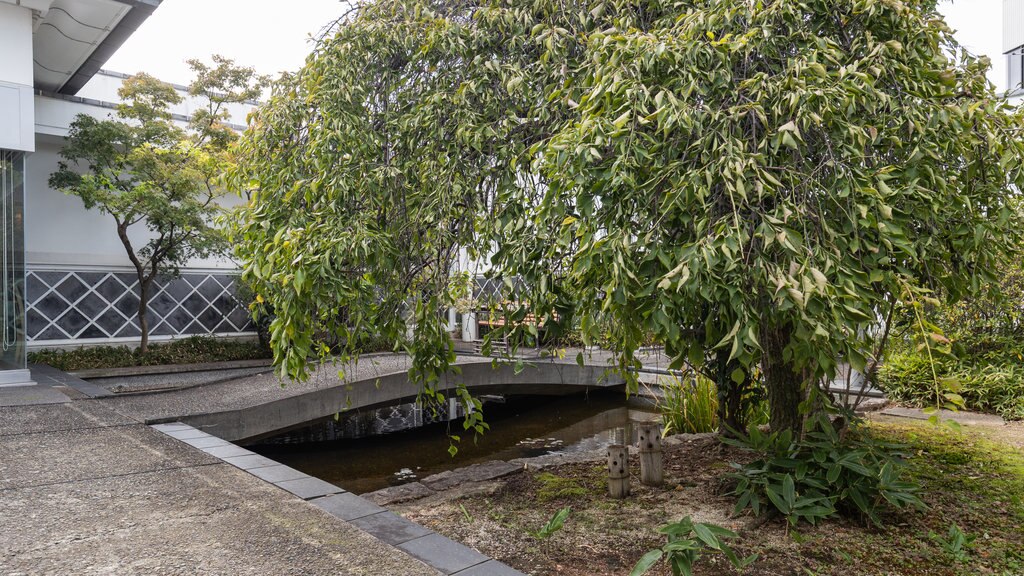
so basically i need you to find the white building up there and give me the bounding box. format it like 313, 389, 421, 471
1, 0, 254, 387
1006, 0, 1024, 98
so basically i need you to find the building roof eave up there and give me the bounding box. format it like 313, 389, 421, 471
55, 0, 161, 95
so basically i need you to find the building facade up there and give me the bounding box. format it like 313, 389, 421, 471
1, 0, 254, 388
1006, 0, 1024, 97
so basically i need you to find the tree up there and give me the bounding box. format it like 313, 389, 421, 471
50, 57, 267, 354
230, 0, 1024, 433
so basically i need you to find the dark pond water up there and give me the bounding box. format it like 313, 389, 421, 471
250, 391, 658, 494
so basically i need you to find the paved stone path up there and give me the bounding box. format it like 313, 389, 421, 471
0, 355, 535, 575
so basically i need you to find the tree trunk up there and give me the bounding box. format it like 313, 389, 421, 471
138, 277, 151, 355
716, 354, 745, 437
759, 323, 805, 434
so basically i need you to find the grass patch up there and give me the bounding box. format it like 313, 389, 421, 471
800, 421, 1024, 575
28, 335, 271, 371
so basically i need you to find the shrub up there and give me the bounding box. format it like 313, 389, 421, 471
660, 375, 718, 434
879, 345, 1024, 421
28, 336, 271, 371
723, 416, 925, 527
877, 259, 1024, 421
660, 374, 769, 435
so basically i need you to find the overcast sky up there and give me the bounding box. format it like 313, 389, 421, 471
103, 0, 1006, 90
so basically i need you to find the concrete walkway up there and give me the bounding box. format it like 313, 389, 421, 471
0, 356, 536, 575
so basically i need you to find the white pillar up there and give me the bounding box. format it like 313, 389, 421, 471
461, 311, 477, 341
0, 3, 36, 153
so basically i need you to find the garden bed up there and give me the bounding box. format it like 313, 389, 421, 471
395, 420, 1024, 575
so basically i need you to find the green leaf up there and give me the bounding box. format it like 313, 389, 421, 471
630, 549, 663, 576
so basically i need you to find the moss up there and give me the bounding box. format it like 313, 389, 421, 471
536, 472, 588, 502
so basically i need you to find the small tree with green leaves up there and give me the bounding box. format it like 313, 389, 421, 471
50, 57, 266, 353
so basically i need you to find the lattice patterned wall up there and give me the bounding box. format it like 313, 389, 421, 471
26, 269, 254, 344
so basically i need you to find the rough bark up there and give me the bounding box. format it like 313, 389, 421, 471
715, 354, 745, 437
760, 322, 806, 434
138, 277, 151, 355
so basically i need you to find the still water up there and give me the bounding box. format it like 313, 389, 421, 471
251, 391, 657, 494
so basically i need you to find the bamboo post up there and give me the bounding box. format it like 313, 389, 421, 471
637, 423, 664, 486
607, 444, 630, 498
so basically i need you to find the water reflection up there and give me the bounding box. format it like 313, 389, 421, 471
251, 391, 657, 494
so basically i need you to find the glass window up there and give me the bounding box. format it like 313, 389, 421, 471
1, 150, 25, 372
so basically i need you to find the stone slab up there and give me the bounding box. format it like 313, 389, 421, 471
452, 560, 526, 576
0, 425, 218, 490
178, 435, 229, 449
150, 422, 192, 433
162, 427, 210, 440
221, 453, 279, 470
312, 492, 387, 521
420, 460, 520, 491
247, 464, 307, 484
363, 481, 435, 505
349, 511, 433, 546
398, 533, 489, 574
274, 476, 344, 500
0, 401, 135, 436
0, 463, 440, 575
202, 444, 253, 459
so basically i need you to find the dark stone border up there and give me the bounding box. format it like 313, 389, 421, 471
71, 359, 272, 379
151, 422, 525, 576
29, 364, 112, 398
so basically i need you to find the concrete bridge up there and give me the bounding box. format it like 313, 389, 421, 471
102, 354, 626, 444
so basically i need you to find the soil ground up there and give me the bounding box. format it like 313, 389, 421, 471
397, 418, 1024, 576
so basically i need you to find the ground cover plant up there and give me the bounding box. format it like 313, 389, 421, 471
398, 418, 1024, 575
28, 336, 271, 371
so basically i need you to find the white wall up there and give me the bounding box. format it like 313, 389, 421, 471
25, 135, 244, 272
77, 71, 253, 128
0, 3, 35, 152
1006, 0, 1024, 53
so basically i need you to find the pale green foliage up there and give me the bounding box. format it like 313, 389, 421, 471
230, 0, 1024, 431
529, 506, 571, 539
660, 373, 768, 434
661, 375, 719, 434
50, 57, 266, 352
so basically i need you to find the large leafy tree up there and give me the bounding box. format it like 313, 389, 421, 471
51, 57, 266, 353
231, 0, 1024, 433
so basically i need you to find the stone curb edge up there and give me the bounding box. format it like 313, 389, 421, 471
151, 422, 525, 576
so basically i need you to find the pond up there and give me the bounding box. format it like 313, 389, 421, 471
250, 390, 659, 494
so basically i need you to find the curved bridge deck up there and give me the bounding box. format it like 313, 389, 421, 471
100, 353, 626, 443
